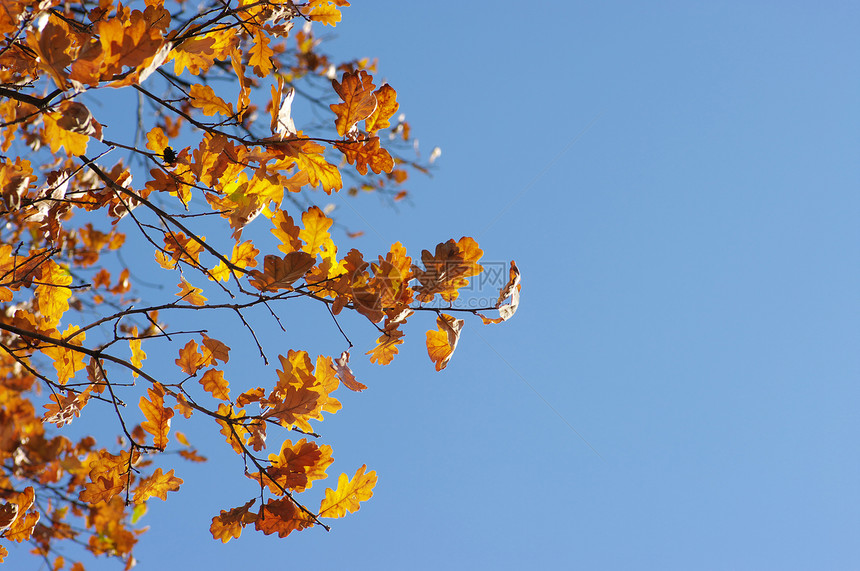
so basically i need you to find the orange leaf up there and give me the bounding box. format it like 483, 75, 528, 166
248, 29, 273, 77
412, 237, 484, 302
255, 498, 314, 538
216, 403, 250, 455
200, 369, 230, 401
176, 277, 207, 306
318, 464, 377, 519
247, 252, 315, 292
236, 387, 265, 407
270, 210, 302, 254
330, 70, 376, 136
337, 136, 394, 175
43, 389, 89, 427
210, 499, 256, 543
332, 351, 366, 391
140, 383, 174, 449
133, 468, 182, 503
426, 314, 464, 371
189, 83, 234, 117
176, 339, 206, 375
364, 84, 399, 133
366, 328, 404, 366
201, 334, 231, 364
170, 35, 216, 76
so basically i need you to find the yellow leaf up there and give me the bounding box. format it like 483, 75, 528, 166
36, 260, 72, 327
249, 29, 273, 77
189, 83, 235, 116
146, 127, 168, 155
318, 464, 377, 519
364, 84, 399, 133
299, 206, 334, 257
170, 35, 216, 75
366, 328, 404, 366
426, 314, 464, 371
294, 147, 342, 193
176, 277, 207, 306
305, 2, 344, 27
129, 326, 146, 377
133, 468, 182, 503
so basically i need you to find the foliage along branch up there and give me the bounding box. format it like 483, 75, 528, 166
0, 0, 521, 568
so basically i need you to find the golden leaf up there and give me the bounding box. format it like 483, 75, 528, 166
140, 383, 174, 449
200, 369, 230, 401
133, 468, 182, 503
189, 83, 235, 117
176, 277, 207, 306
330, 70, 377, 136
176, 340, 206, 375
299, 206, 334, 257
249, 29, 273, 77
364, 84, 399, 133
210, 499, 256, 543
426, 314, 464, 371
318, 464, 377, 519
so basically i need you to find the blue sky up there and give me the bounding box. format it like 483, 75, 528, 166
31, 2, 860, 569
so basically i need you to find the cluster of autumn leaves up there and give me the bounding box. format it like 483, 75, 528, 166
0, 0, 519, 567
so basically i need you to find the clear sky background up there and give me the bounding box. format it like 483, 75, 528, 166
43, 2, 860, 570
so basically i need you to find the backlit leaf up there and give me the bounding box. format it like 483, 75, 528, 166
318, 464, 377, 519
140, 383, 174, 449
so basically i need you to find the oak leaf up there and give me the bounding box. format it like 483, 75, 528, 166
247, 252, 315, 291
366, 328, 405, 365
176, 277, 207, 306
129, 327, 147, 377
318, 464, 377, 519
199, 369, 230, 401
299, 206, 334, 257
304, 1, 347, 27
133, 468, 182, 503
337, 136, 394, 175
255, 498, 315, 538
189, 83, 235, 117
140, 383, 174, 449
249, 29, 274, 77
426, 314, 464, 371
333, 351, 366, 391
176, 340, 206, 375
35, 260, 72, 327
330, 70, 377, 136
364, 84, 399, 133
210, 499, 257, 543
201, 334, 231, 364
